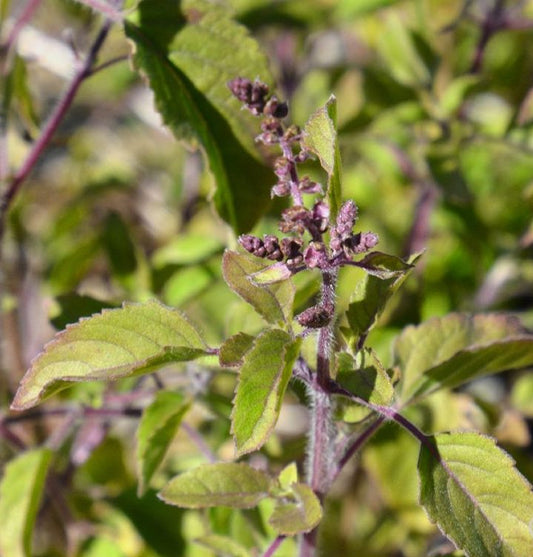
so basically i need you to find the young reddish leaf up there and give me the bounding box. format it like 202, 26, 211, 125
219, 332, 255, 368
0, 448, 52, 557
418, 432, 533, 557
393, 313, 533, 403
125, 0, 274, 234
268, 483, 322, 536
11, 301, 209, 411
231, 329, 301, 456
137, 391, 191, 496
222, 251, 294, 325
302, 95, 342, 218
159, 463, 271, 509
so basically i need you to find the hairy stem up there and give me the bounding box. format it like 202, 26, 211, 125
263, 535, 286, 557
301, 268, 338, 557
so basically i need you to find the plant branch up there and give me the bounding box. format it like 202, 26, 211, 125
0, 18, 113, 243
469, 0, 506, 74
263, 535, 286, 557
182, 421, 218, 463
2, 0, 43, 53
70, 0, 124, 21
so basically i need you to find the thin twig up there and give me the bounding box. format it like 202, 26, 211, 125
182, 421, 217, 463
263, 535, 286, 557
469, 0, 506, 74
70, 0, 123, 22
2, 0, 43, 52
0, 18, 113, 244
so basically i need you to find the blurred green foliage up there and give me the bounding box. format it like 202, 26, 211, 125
2, 0, 533, 556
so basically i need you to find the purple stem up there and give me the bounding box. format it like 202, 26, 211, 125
70, 0, 123, 21
181, 421, 217, 463
263, 535, 286, 557
300, 268, 338, 557
0, 19, 113, 243
469, 0, 506, 74
3, 0, 43, 52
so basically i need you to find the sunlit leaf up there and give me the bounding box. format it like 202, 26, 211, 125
125, 0, 274, 233
354, 251, 414, 279
345, 252, 420, 343
137, 391, 191, 495
159, 463, 271, 508
418, 432, 533, 557
11, 301, 209, 410
302, 95, 342, 218
0, 449, 52, 557
250, 262, 292, 285
268, 483, 322, 535
222, 250, 294, 325
232, 329, 301, 456
393, 313, 533, 403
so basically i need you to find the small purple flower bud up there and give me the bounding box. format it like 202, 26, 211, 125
271, 182, 290, 197
239, 234, 266, 258
264, 96, 289, 119
228, 77, 253, 103
283, 124, 302, 143
349, 232, 379, 254
298, 176, 323, 195
280, 237, 304, 267
296, 303, 334, 328
304, 242, 329, 269
263, 234, 284, 261
294, 149, 310, 163
311, 201, 330, 233
274, 157, 291, 179
279, 206, 309, 234
336, 200, 358, 236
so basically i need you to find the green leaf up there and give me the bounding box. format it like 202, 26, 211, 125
11, 300, 209, 410
345, 252, 420, 342
222, 250, 294, 325
377, 14, 432, 88
231, 329, 301, 456
337, 349, 394, 404
302, 95, 342, 218
137, 391, 191, 496
249, 262, 292, 285
278, 462, 299, 490
0, 448, 52, 557
159, 463, 271, 508
125, 0, 274, 233
393, 313, 533, 403
268, 483, 322, 535
194, 534, 249, 557
101, 211, 138, 277
512, 374, 533, 417
152, 233, 223, 267
354, 251, 414, 279
219, 332, 255, 367
418, 432, 533, 557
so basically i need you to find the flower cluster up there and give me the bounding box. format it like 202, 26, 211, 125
227, 76, 378, 280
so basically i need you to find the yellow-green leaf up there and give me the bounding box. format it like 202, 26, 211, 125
159, 463, 271, 509
11, 301, 208, 410
268, 483, 322, 535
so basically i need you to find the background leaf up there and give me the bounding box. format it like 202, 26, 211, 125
231, 329, 301, 456
137, 391, 191, 495
11, 301, 208, 410
418, 432, 533, 557
0, 449, 52, 557
393, 313, 533, 403
159, 463, 271, 508
125, 0, 274, 233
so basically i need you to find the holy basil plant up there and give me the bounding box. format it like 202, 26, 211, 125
2, 1, 533, 556
5, 76, 533, 557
